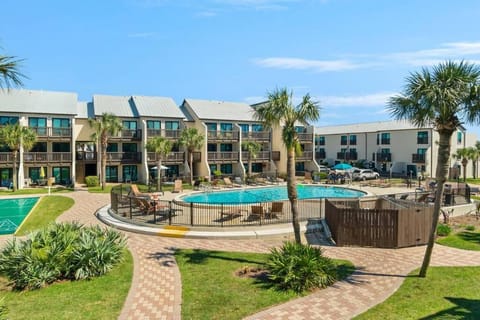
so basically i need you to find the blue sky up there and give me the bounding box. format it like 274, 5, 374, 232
3, 0, 480, 136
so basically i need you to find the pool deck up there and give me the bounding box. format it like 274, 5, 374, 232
2, 183, 480, 319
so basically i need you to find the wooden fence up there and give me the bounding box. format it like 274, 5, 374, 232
325, 198, 433, 248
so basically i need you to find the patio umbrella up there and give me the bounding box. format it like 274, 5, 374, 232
333, 163, 352, 170
151, 165, 169, 170
39, 166, 45, 179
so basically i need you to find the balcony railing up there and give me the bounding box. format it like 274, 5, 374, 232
110, 129, 142, 140
147, 152, 185, 163
241, 151, 270, 161
315, 151, 326, 159
107, 152, 142, 163
207, 130, 239, 141
76, 151, 97, 161
241, 131, 270, 141
337, 152, 358, 161
412, 154, 426, 163
146, 129, 181, 139
376, 153, 392, 162
297, 151, 314, 160
207, 152, 239, 161
30, 127, 72, 138
0, 152, 13, 163
297, 133, 313, 142
24, 152, 72, 163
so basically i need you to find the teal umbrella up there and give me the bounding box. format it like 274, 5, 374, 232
333, 163, 352, 170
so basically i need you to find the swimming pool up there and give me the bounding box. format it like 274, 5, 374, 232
180, 185, 366, 204
0, 197, 39, 235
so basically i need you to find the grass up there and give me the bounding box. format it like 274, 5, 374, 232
15, 196, 74, 236
437, 230, 480, 251
0, 249, 133, 320
175, 249, 354, 320
355, 266, 480, 319
0, 187, 73, 195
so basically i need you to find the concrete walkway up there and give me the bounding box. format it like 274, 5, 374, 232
3, 189, 480, 319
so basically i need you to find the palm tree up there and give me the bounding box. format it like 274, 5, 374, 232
388, 60, 480, 278
0, 124, 36, 191
474, 141, 480, 178
89, 113, 123, 190
466, 147, 479, 180
453, 148, 470, 182
179, 127, 204, 185
146, 136, 172, 192
242, 140, 261, 179
0, 54, 26, 89
254, 88, 320, 244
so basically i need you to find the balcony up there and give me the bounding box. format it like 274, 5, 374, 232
207, 130, 239, 141
207, 152, 239, 162
110, 129, 142, 140
24, 152, 72, 163
76, 151, 97, 161
147, 152, 185, 163
30, 127, 72, 138
315, 151, 326, 159
241, 131, 270, 141
337, 151, 358, 161
376, 153, 392, 162
146, 129, 181, 139
297, 133, 313, 142
0, 152, 13, 163
412, 154, 426, 163
241, 151, 270, 161
106, 152, 142, 163
297, 151, 314, 161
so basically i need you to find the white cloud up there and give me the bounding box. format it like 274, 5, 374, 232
318, 92, 396, 107
253, 57, 365, 72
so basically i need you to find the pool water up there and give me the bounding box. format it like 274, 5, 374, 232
181, 185, 365, 204
0, 197, 39, 235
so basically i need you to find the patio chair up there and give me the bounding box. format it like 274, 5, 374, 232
304, 172, 313, 184
129, 184, 151, 198
172, 179, 183, 193
249, 205, 265, 219
269, 202, 284, 218
134, 197, 157, 215
221, 207, 243, 219
223, 177, 241, 188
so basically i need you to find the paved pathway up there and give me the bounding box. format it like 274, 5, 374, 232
4, 190, 480, 319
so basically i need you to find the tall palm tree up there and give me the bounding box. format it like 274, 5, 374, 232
89, 113, 122, 190
0, 124, 36, 191
388, 60, 480, 278
466, 147, 479, 179
146, 136, 172, 192
254, 88, 320, 244
475, 141, 480, 178
179, 127, 204, 185
0, 54, 26, 89
453, 148, 470, 181
242, 140, 261, 179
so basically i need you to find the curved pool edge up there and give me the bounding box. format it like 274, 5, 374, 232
97, 204, 309, 239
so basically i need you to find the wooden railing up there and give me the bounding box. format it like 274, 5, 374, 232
147, 152, 185, 163
241, 151, 270, 161
23, 152, 72, 162
207, 152, 239, 161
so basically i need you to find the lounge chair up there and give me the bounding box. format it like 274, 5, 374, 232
269, 202, 284, 218
249, 205, 265, 219
304, 172, 313, 184
134, 197, 157, 215
223, 177, 241, 188
130, 184, 151, 198
221, 207, 243, 219
172, 179, 183, 193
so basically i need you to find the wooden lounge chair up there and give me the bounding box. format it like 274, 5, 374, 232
172, 179, 183, 193
304, 172, 313, 184
221, 207, 243, 219
250, 205, 265, 219
269, 202, 284, 218
223, 177, 241, 188
134, 197, 157, 215
130, 184, 151, 198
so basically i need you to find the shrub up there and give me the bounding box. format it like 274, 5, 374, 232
465, 225, 476, 231
0, 297, 7, 320
267, 242, 336, 293
436, 223, 452, 237
85, 175, 99, 187
0, 223, 126, 290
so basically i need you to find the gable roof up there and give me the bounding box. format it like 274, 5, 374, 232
0, 89, 77, 115
131, 95, 184, 118
92, 95, 138, 117
183, 99, 257, 122
315, 120, 433, 135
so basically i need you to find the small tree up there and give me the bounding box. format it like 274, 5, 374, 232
0, 124, 36, 191
242, 140, 261, 179
89, 113, 122, 190
179, 127, 204, 185
146, 136, 172, 192
466, 146, 479, 179
453, 148, 470, 182
0, 54, 26, 89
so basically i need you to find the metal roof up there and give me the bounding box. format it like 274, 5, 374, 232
315, 120, 433, 135
132, 95, 184, 118
183, 99, 258, 122
92, 95, 138, 117
0, 89, 77, 115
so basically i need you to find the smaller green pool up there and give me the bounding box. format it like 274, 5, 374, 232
0, 197, 39, 235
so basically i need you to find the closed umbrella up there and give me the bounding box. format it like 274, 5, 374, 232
39, 166, 45, 179
333, 163, 352, 170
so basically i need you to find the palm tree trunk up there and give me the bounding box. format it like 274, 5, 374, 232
12, 150, 18, 192
286, 147, 301, 243
189, 151, 194, 185
157, 159, 162, 192
248, 154, 252, 178
101, 143, 107, 190
419, 131, 452, 277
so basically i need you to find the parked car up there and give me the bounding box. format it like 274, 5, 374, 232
352, 169, 380, 181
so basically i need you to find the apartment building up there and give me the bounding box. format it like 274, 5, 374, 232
314, 120, 475, 178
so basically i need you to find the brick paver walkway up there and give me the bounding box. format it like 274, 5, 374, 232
4, 190, 480, 319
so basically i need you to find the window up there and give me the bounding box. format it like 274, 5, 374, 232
0, 116, 18, 125
207, 144, 217, 152
350, 148, 357, 154
0, 168, 13, 188
381, 133, 390, 144
381, 148, 390, 154
165, 121, 179, 130
417, 148, 427, 155
205, 123, 217, 131
349, 135, 357, 145
29, 167, 41, 183
122, 121, 137, 130
209, 164, 217, 174
295, 162, 305, 172
107, 143, 118, 152
340, 136, 348, 145
106, 166, 118, 182
31, 142, 47, 152
251, 163, 262, 173
122, 143, 137, 152
146, 120, 160, 130
417, 131, 428, 144
315, 136, 325, 146
220, 123, 233, 131
52, 118, 70, 136
122, 165, 138, 182
295, 126, 306, 133
457, 132, 463, 144
29, 117, 47, 135
52, 166, 70, 185
220, 144, 232, 152
220, 163, 232, 174
52, 142, 70, 152
252, 124, 263, 132
239, 124, 249, 132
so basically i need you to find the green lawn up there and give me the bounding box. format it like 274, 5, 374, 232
437, 230, 480, 251
176, 249, 354, 320
15, 195, 74, 236
355, 266, 480, 319
0, 250, 133, 320
0, 187, 73, 195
